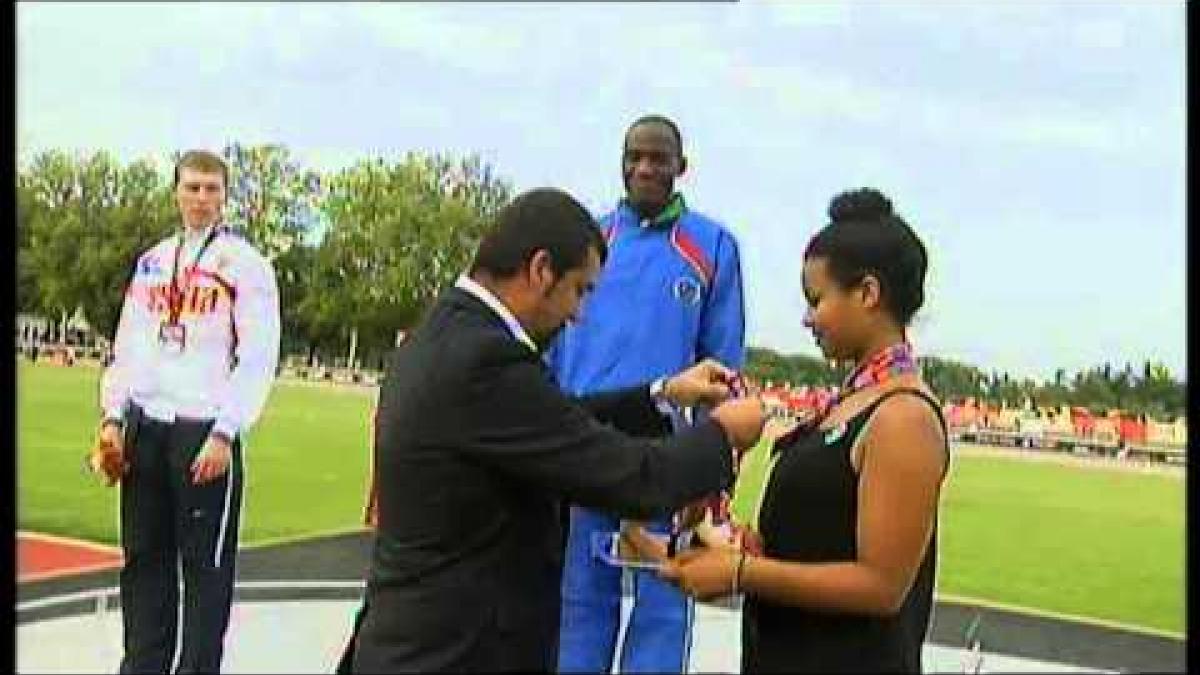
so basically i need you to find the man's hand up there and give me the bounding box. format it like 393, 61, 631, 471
618, 523, 670, 564
710, 397, 767, 449
191, 432, 233, 484
662, 359, 739, 407
676, 499, 709, 532
88, 421, 128, 486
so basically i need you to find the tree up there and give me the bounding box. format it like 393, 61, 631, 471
1072, 366, 1117, 413
18, 151, 179, 339
744, 347, 842, 388
919, 356, 988, 401
211, 143, 326, 260
307, 152, 513, 369
16, 178, 44, 314
1035, 381, 1072, 409
1130, 361, 1185, 419
75, 158, 177, 338
272, 242, 322, 360
19, 151, 96, 337
744, 347, 794, 385
1111, 362, 1134, 411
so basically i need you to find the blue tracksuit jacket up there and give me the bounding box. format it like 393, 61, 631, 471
548, 195, 745, 673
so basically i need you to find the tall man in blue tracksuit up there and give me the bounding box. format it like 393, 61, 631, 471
550, 115, 746, 673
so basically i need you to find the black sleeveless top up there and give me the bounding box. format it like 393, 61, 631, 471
742, 388, 949, 674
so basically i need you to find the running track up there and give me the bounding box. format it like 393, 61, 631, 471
15, 530, 1186, 673
17, 531, 124, 583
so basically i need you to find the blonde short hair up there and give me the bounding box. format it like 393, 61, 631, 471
173, 149, 228, 189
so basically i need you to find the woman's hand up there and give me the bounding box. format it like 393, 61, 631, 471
659, 546, 740, 601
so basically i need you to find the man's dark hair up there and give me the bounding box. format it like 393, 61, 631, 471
470, 188, 608, 280
626, 114, 684, 157
804, 187, 928, 326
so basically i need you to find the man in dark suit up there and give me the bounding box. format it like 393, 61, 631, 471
348, 187, 764, 673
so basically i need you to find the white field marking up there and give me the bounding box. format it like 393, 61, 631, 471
934, 592, 1184, 641
238, 524, 372, 550
17, 580, 367, 613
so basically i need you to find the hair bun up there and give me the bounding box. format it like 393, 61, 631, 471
828, 188, 894, 223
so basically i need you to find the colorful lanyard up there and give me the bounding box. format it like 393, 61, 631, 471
167, 227, 220, 326
827, 340, 918, 414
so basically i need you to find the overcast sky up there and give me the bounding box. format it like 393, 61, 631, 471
16, 1, 1187, 381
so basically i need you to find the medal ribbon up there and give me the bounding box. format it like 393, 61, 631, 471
825, 340, 918, 416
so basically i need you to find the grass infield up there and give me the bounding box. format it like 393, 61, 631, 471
16, 360, 1184, 634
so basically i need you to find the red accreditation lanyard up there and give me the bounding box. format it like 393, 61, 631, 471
167, 227, 220, 326
159, 227, 220, 354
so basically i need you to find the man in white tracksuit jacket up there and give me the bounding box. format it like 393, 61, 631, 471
94, 149, 280, 674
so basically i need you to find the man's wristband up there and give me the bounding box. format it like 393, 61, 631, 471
649, 376, 670, 402
649, 376, 676, 416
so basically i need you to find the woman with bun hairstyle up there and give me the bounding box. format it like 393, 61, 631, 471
660, 188, 949, 673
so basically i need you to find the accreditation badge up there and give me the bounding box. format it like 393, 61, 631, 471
158, 322, 187, 356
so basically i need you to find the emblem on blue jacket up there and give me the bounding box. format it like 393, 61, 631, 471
673, 276, 702, 307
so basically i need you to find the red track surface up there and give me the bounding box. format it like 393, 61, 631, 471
17, 531, 123, 583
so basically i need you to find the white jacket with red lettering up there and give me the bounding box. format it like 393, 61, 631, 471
100, 224, 281, 440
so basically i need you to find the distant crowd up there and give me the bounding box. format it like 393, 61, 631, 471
738, 378, 1186, 464
942, 398, 1187, 452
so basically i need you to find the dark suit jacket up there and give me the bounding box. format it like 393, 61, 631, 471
352, 286, 735, 673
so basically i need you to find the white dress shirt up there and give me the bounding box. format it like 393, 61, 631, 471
453, 274, 539, 353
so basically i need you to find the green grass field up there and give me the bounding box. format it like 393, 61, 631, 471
937, 450, 1184, 636
17, 360, 375, 546
16, 360, 1185, 635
